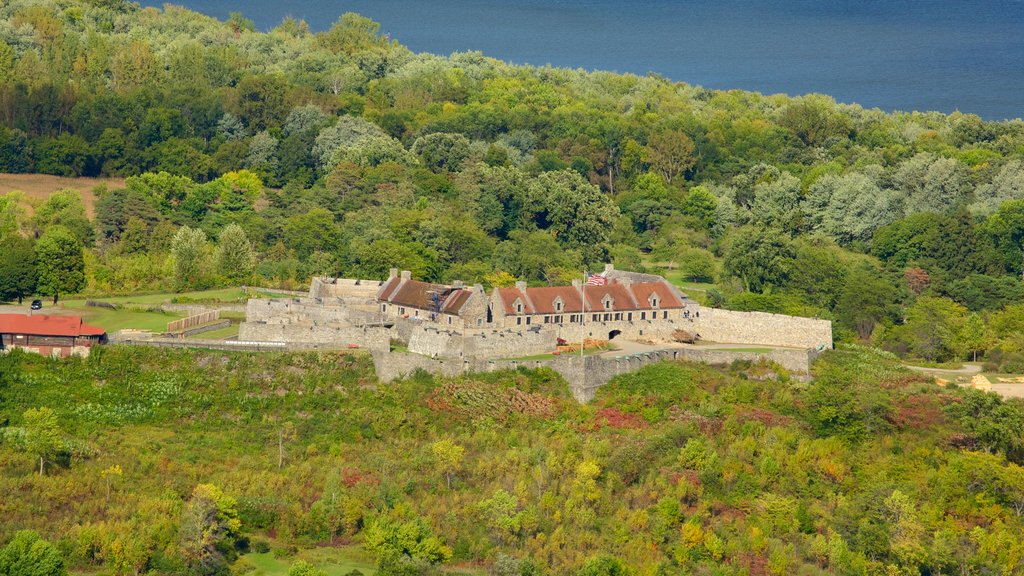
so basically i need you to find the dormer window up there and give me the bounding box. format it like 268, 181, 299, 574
602, 295, 613, 311
515, 300, 524, 314
649, 293, 660, 309
554, 297, 564, 312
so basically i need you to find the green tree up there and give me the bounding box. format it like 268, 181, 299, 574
4, 408, 63, 476
0, 530, 66, 576
179, 484, 242, 575
31, 190, 94, 245
283, 208, 341, 259
34, 227, 85, 304
723, 227, 795, 293
431, 439, 464, 490
0, 236, 36, 304
411, 133, 471, 172
835, 263, 900, 339
287, 561, 327, 576
171, 226, 208, 292
214, 223, 256, 283
526, 170, 618, 256
644, 129, 695, 184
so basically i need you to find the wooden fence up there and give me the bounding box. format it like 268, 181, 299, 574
167, 310, 220, 333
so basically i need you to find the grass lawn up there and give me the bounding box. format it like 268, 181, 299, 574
73, 306, 184, 332
188, 324, 240, 340
243, 546, 376, 576
63, 287, 253, 307
503, 346, 613, 362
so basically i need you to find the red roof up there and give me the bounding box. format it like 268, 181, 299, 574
0, 314, 106, 337
629, 282, 684, 309
498, 280, 687, 315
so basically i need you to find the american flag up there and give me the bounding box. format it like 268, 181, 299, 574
586, 273, 607, 286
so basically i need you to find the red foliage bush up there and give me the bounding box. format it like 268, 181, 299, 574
595, 407, 648, 429
888, 393, 946, 430
734, 406, 794, 427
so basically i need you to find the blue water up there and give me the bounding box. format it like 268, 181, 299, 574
139, 1, 1024, 120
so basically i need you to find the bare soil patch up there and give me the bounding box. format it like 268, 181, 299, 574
0, 173, 126, 217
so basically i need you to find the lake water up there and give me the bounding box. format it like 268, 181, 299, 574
139, 0, 1024, 120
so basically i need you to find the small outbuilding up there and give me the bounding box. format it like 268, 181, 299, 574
0, 314, 107, 358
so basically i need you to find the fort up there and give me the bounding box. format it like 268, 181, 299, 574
238, 265, 833, 401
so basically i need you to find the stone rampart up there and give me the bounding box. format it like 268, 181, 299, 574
237, 322, 389, 351
408, 326, 465, 358
310, 277, 384, 299
464, 329, 556, 359
691, 309, 832, 350
371, 344, 817, 403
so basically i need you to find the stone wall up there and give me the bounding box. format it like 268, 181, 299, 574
691, 308, 832, 350
310, 277, 385, 299
464, 329, 556, 359
408, 326, 464, 358
237, 322, 390, 351
371, 344, 817, 403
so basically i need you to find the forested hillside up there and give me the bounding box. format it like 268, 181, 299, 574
2, 346, 1024, 575
3, 1, 1024, 364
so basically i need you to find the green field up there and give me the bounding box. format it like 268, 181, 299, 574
63, 287, 254, 307
188, 323, 241, 340
242, 547, 376, 576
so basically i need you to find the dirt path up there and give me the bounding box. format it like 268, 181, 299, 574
903, 363, 983, 376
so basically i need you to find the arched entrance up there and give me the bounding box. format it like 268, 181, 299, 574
608, 329, 622, 340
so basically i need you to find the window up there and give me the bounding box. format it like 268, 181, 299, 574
614, 313, 622, 321
627, 312, 632, 321
555, 301, 563, 312
604, 313, 611, 321
544, 315, 550, 323
604, 299, 612, 310
447, 317, 452, 325
526, 317, 531, 325
556, 315, 563, 324
516, 317, 522, 325
652, 297, 659, 308
381, 304, 387, 312
663, 311, 668, 319
641, 312, 646, 320
399, 307, 406, 315
593, 314, 599, 322
516, 302, 523, 314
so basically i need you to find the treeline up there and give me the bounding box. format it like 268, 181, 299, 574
1, 346, 1024, 576
3, 0, 1024, 365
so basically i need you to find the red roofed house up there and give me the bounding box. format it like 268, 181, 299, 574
0, 314, 107, 358
376, 264, 697, 344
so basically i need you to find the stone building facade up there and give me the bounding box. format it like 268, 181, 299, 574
238, 265, 833, 362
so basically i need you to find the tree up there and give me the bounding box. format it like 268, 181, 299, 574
31, 190, 94, 245
835, 264, 900, 339
893, 153, 970, 216
171, 226, 208, 292
0, 236, 36, 304
777, 97, 851, 147
723, 227, 795, 293
214, 224, 256, 283
179, 484, 242, 575
0, 530, 66, 576
283, 208, 341, 259
431, 439, 464, 490
34, 227, 84, 304
412, 133, 471, 172
644, 129, 695, 184
4, 408, 63, 476
288, 561, 327, 576
526, 170, 618, 255
805, 172, 899, 244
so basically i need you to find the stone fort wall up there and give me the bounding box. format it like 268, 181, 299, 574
371, 345, 818, 403
237, 323, 390, 351
691, 308, 832, 350
309, 277, 384, 299
408, 325, 556, 359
